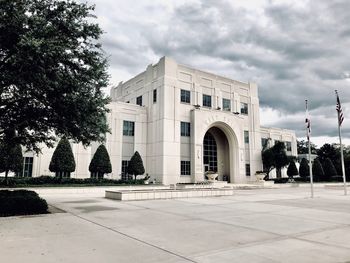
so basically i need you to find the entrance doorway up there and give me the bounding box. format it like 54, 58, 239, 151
203, 127, 230, 182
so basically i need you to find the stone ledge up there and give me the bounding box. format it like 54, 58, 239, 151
105, 188, 234, 201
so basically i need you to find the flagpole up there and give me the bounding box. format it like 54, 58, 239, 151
306, 100, 314, 198
335, 90, 347, 195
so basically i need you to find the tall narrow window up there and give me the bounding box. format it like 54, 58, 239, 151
245, 164, 251, 176
123, 121, 135, 136
244, 130, 249, 144
240, 103, 248, 115
136, 95, 142, 106
203, 94, 212, 107
18, 157, 33, 177
153, 89, 157, 103
181, 122, 191, 137
222, 98, 231, 111
121, 160, 132, 180
181, 161, 191, 175
180, 89, 190, 103
285, 141, 292, 151
203, 132, 218, 172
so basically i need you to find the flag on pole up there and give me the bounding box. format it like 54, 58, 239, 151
305, 100, 311, 140
336, 90, 344, 126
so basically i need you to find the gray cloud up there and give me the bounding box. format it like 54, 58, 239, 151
86, 0, 350, 141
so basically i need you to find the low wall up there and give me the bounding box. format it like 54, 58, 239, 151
105, 188, 234, 201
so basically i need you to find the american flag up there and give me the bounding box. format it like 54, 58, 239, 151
336, 90, 344, 126
305, 100, 311, 140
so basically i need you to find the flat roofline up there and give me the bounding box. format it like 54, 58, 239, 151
260, 126, 296, 134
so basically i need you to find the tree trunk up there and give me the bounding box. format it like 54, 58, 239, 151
5, 170, 9, 185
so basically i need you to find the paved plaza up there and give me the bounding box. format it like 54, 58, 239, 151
2, 187, 350, 262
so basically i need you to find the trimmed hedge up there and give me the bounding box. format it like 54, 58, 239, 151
0, 176, 146, 187
0, 190, 48, 217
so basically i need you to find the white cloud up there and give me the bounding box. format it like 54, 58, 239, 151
84, 0, 350, 145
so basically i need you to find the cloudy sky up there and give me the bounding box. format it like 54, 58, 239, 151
86, 0, 350, 146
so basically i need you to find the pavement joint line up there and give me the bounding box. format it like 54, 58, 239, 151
293, 235, 350, 251
65, 210, 198, 263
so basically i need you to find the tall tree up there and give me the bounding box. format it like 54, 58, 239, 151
323, 158, 337, 181
0, 0, 110, 153
287, 160, 298, 179
49, 138, 75, 178
274, 141, 289, 178
89, 145, 112, 179
262, 141, 289, 178
299, 158, 310, 180
0, 143, 23, 184
312, 158, 324, 182
297, 140, 317, 154
128, 151, 145, 180
317, 143, 341, 174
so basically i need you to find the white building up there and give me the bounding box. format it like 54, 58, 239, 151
15, 57, 297, 184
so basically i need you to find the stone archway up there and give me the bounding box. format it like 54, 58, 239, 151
203, 127, 230, 182
196, 121, 239, 183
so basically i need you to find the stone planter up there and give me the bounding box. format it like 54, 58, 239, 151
206, 173, 219, 181
255, 173, 266, 181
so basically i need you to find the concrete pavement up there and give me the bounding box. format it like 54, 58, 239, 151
1, 187, 350, 262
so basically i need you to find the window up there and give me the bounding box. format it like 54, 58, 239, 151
240, 103, 248, 115
285, 141, 292, 151
123, 121, 135, 136
136, 95, 142, 106
17, 157, 33, 177
180, 89, 190, 103
245, 164, 251, 176
203, 132, 218, 172
121, 160, 132, 181
181, 161, 191, 176
181, 122, 191, 136
244, 130, 249, 144
261, 138, 269, 149
153, 89, 157, 103
222, 98, 231, 111
203, 94, 212, 107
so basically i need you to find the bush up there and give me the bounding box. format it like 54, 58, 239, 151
287, 160, 298, 178
299, 158, 310, 179
89, 145, 112, 179
323, 158, 337, 181
0, 190, 48, 217
0, 176, 146, 187
312, 158, 324, 182
49, 138, 76, 178
128, 151, 145, 180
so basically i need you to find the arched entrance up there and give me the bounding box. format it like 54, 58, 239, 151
203, 127, 231, 182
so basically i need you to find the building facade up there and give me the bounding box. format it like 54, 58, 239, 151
11, 57, 297, 184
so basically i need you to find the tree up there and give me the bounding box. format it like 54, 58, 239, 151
299, 158, 310, 180
287, 160, 298, 179
128, 151, 145, 180
0, 0, 110, 153
0, 143, 23, 184
297, 140, 317, 154
317, 143, 341, 174
274, 142, 289, 178
312, 158, 324, 182
89, 145, 112, 179
49, 138, 75, 178
262, 141, 289, 178
323, 158, 337, 181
